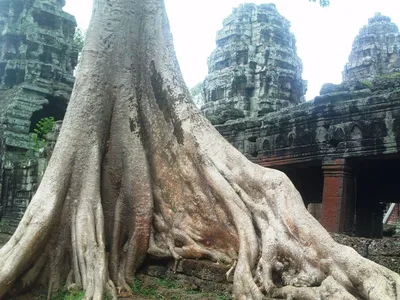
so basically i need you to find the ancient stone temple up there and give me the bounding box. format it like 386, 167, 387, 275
343, 13, 400, 82
0, 0, 78, 233
211, 13, 400, 239
201, 3, 306, 125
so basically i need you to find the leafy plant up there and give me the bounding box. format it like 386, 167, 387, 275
29, 117, 55, 152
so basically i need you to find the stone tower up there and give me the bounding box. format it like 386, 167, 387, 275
343, 13, 400, 82
201, 3, 306, 124
0, 0, 78, 157
0, 0, 78, 233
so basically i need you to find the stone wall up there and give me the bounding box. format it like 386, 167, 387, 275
216, 76, 400, 167
135, 234, 400, 297
201, 3, 306, 125
0, 160, 40, 234
332, 234, 400, 274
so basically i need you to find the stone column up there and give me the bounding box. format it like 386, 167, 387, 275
321, 159, 355, 233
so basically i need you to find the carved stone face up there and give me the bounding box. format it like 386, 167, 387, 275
201, 4, 306, 124
343, 14, 400, 82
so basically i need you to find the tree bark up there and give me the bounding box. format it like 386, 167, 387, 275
0, 0, 399, 299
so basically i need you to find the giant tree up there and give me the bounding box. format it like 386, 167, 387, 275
0, 0, 399, 299
311, 0, 330, 7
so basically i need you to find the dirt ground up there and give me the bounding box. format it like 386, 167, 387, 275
2, 234, 230, 300
12, 282, 230, 300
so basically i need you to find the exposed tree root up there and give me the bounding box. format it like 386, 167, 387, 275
1, 0, 400, 299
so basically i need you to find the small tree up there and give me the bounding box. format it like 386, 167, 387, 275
29, 117, 55, 152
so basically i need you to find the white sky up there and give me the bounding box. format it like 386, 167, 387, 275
64, 0, 400, 100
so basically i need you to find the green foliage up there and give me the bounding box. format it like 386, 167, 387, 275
29, 117, 55, 152
34, 117, 55, 139
53, 289, 85, 300
214, 293, 230, 300
377, 72, 400, 80
73, 28, 86, 52
156, 277, 178, 289
188, 289, 230, 299
310, 0, 330, 7
361, 80, 373, 88
130, 277, 231, 299
130, 277, 144, 294
131, 278, 157, 297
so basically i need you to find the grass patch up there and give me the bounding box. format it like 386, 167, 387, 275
131, 278, 157, 297
156, 277, 179, 289
202, 291, 230, 300
187, 289, 201, 295
130, 277, 231, 299
215, 293, 231, 300
187, 289, 230, 299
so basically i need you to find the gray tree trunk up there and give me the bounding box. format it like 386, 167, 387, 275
0, 0, 399, 299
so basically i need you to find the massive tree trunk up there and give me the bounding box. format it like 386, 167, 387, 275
0, 0, 399, 299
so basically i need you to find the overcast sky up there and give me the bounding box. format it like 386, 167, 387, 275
64, 0, 400, 100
